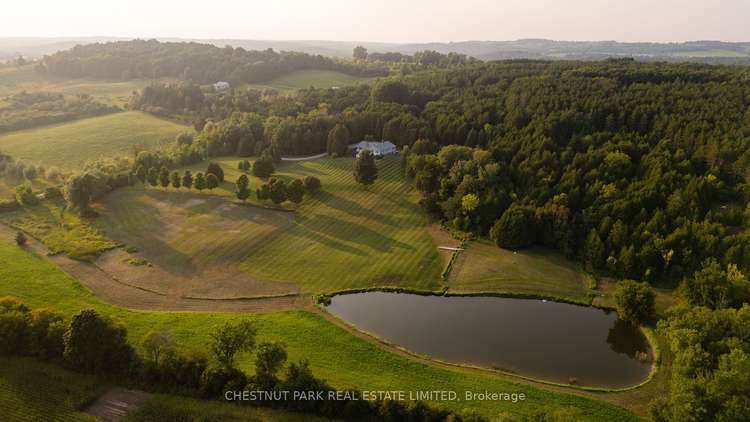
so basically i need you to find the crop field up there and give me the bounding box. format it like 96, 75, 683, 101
244, 69, 376, 91
0, 111, 189, 170
448, 240, 591, 302
0, 356, 100, 422
0, 239, 643, 421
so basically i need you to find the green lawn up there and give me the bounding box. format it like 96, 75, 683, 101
0, 111, 189, 170
168, 156, 442, 293
0, 240, 642, 421
243, 70, 375, 91
448, 240, 591, 302
0, 356, 100, 422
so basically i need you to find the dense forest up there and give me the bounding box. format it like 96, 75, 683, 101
36, 39, 388, 84
126, 57, 750, 289
0, 91, 117, 133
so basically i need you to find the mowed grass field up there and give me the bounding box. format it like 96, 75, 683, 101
448, 240, 591, 302
0, 356, 100, 422
0, 111, 189, 170
166, 156, 442, 293
0, 241, 643, 421
244, 70, 376, 91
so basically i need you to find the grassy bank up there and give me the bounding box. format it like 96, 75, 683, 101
0, 356, 100, 422
0, 111, 189, 170
0, 240, 642, 421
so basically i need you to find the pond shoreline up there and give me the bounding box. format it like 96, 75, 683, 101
318, 287, 660, 393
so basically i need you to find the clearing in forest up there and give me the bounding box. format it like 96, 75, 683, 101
447, 240, 591, 302
243, 70, 375, 91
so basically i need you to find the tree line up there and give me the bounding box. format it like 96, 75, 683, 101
0, 296, 487, 421
0, 91, 118, 133
37, 39, 388, 84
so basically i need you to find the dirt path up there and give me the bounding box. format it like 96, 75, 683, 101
281, 152, 327, 161
84, 387, 150, 422
0, 224, 306, 312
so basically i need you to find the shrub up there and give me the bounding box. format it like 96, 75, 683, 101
15, 231, 27, 246
206, 173, 219, 190
200, 366, 247, 399
15, 184, 39, 206
0, 298, 31, 355
252, 156, 274, 178
286, 179, 305, 204
206, 162, 224, 182
28, 308, 65, 360
302, 175, 321, 195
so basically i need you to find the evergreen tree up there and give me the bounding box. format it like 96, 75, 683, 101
170, 171, 181, 189
206, 173, 219, 190
194, 172, 206, 191
182, 170, 193, 190
236, 174, 250, 202
158, 166, 170, 188
146, 167, 158, 187
353, 150, 378, 186
585, 229, 605, 271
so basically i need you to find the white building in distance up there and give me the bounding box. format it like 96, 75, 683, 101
353, 140, 398, 157
213, 81, 230, 92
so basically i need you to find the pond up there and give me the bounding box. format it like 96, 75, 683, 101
326, 292, 652, 388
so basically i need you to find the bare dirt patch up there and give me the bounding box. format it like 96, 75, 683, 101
84, 387, 150, 422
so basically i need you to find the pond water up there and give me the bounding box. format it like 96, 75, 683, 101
326, 292, 652, 387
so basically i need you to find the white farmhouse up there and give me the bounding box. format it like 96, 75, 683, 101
213, 81, 230, 92
353, 140, 398, 157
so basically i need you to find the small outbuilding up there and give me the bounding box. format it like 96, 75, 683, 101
353, 140, 397, 157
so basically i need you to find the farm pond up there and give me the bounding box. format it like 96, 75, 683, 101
326, 292, 652, 388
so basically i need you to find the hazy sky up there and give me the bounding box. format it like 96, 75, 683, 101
2, 0, 748, 43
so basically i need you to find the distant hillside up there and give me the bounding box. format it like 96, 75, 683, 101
3, 37, 750, 64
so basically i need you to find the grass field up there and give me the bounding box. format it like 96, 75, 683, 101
96, 189, 299, 299
244, 70, 375, 91
448, 240, 591, 302
0, 111, 190, 170
0, 65, 159, 107
0, 240, 642, 421
0, 356, 100, 422
165, 156, 442, 293
127, 394, 335, 422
